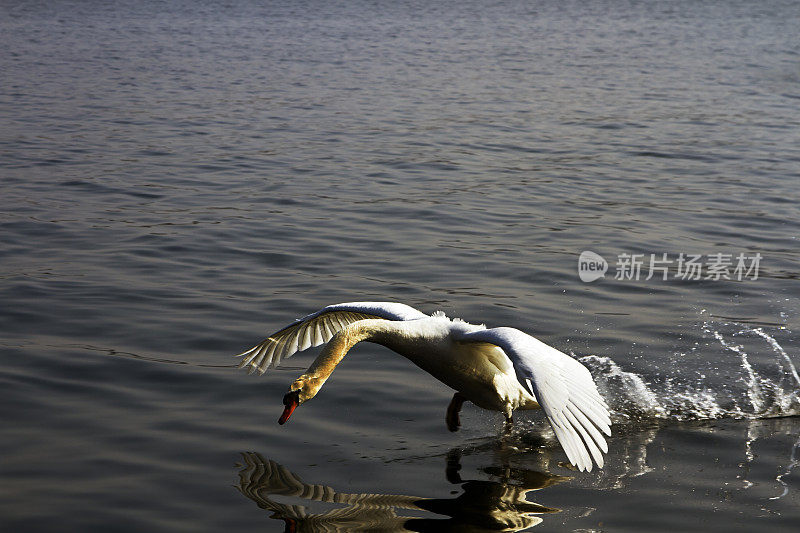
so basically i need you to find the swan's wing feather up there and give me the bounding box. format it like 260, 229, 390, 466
236, 302, 427, 374
455, 327, 610, 472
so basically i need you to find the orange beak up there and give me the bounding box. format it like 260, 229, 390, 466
279, 391, 300, 425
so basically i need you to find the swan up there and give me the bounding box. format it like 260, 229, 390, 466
236, 301, 611, 471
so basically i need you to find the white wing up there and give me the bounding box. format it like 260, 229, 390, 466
456, 327, 611, 472
236, 302, 427, 374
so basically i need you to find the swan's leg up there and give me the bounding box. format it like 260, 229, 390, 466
445, 392, 467, 432
501, 412, 514, 438
499, 412, 515, 454
503, 403, 514, 427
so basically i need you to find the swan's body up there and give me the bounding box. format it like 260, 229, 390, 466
236, 302, 611, 471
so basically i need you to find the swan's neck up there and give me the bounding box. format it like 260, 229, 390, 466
293, 319, 394, 401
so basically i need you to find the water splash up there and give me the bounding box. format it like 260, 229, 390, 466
753, 327, 800, 393
769, 432, 800, 500
580, 315, 800, 422
708, 327, 765, 414
579, 355, 666, 421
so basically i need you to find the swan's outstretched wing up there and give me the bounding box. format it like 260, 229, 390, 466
237, 302, 427, 374
456, 327, 611, 472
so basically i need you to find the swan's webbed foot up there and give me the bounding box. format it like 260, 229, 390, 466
445, 392, 467, 432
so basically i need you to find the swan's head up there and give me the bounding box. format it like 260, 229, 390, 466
278, 375, 324, 425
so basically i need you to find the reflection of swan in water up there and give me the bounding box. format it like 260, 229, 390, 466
236, 450, 566, 532
236, 302, 611, 471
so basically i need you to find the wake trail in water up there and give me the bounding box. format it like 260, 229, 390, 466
580, 317, 800, 423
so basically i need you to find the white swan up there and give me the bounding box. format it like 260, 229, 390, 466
236, 302, 611, 471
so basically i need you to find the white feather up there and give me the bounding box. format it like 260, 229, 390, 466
236, 302, 611, 471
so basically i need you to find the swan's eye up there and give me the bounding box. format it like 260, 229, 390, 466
283, 390, 300, 405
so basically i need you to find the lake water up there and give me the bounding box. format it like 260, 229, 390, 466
2, 0, 800, 531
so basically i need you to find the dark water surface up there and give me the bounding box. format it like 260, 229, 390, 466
2, 0, 800, 531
